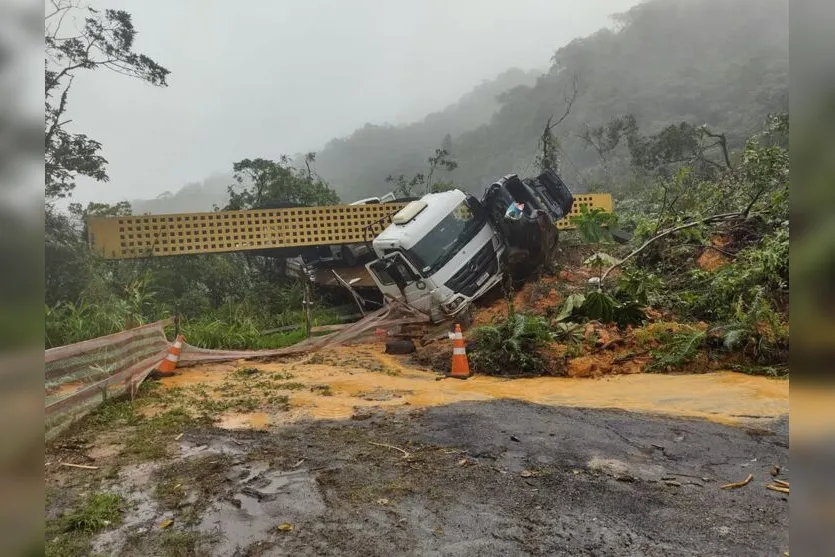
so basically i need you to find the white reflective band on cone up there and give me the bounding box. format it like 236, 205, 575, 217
452, 332, 463, 340
165, 353, 179, 361
453, 347, 467, 355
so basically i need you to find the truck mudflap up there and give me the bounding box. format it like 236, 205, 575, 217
481, 170, 574, 279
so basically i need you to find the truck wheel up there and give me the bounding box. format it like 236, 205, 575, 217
341, 245, 357, 266
454, 305, 474, 329
385, 339, 416, 354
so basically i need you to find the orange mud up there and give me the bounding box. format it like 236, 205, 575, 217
157, 344, 788, 429
217, 412, 270, 430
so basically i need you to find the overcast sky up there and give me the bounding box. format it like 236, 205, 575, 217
66, 0, 639, 206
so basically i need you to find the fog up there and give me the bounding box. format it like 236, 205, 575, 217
65, 0, 639, 206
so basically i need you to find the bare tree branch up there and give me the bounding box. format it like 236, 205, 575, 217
46, 75, 74, 146
547, 72, 580, 132
742, 186, 767, 217
600, 211, 744, 285
700, 125, 733, 170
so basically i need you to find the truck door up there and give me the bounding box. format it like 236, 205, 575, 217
367, 252, 433, 312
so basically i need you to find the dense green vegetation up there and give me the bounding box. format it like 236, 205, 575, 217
468, 113, 789, 375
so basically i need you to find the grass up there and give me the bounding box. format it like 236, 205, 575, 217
311, 384, 334, 396
181, 307, 343, 351
233, 367, 263, 378
274, 381, 307, 391
158, 530, 205, 557
266, 394, 290, 408
46, 492, 125, 557
62, 493, 124, 533
646, 329, 708, 372
122, 528, 213, 557
124, 408, 208, 461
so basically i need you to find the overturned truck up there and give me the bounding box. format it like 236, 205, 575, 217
366, 170, 574, 322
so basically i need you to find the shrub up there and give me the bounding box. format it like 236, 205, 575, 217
469, 313, 551, 376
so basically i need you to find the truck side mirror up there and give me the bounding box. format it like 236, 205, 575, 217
384, 259, 408, 291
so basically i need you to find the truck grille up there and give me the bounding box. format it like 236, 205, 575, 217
444, 242, 498, 297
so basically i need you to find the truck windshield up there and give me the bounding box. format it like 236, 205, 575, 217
408, 200, 485, 275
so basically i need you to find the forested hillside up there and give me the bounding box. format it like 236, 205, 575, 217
313, 0, 788, 199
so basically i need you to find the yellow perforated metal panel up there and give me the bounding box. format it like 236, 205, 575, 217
88, 194, 613, 259
556, 193, 614, 230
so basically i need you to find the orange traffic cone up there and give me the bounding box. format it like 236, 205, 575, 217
449, 324, 471, 379
158, 335, 184, 373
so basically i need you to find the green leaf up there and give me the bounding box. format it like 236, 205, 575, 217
614, 301, 646, 327
554, 293, 586, 322
581, 291, 617, 323
583, 252, 620, 268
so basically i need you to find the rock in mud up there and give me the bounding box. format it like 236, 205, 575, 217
385, 339, 416, 354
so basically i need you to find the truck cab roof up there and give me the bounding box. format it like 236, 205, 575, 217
373, 190, 467, 251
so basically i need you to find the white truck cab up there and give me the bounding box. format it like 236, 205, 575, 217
365, 170, 574, 322
366, 190, 504, 321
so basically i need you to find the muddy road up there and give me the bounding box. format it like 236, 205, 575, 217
46, 349, 789, 557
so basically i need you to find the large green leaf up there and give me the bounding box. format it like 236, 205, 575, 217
580, 291, 617, 323
554, 293, 586, 322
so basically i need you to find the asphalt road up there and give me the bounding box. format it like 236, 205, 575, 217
257, 400, 789, 556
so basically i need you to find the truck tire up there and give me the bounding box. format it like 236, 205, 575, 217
341, 245, 357, 266
385, 339, 416, 355
454, 305, 474, 329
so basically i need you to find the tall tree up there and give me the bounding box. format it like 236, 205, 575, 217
425, 148, 458, 194
534, 73, 579, 174
385, 143, 459, 197
45, 2, 170, 203
225, 156, 340, 210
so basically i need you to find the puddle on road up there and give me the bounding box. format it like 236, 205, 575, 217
159, 345, 788, 428
198, 466, 325, 556
217, 412, 270, 430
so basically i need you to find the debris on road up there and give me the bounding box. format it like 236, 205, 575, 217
766, 484, 789, 495
721, 473, 753, 489
60, 462, 99, 470
368, 441, 411, 459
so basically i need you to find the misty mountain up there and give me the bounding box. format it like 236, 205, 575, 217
315, 0, 788, 199
310, 67, 541, 198
133, 0, 787, 212
130, 172, 233, 214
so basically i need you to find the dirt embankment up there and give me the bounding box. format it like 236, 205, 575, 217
414, 245, 751, 378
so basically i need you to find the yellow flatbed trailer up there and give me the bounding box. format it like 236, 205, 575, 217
87, 193, 613, 259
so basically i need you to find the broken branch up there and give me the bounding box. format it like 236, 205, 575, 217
700, 125, 733, 170
369, 441, 411, 459
766, 484, 790, 494
600, 212, 742, 285
60, 462, 99, 470
720, 473, 753, 489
